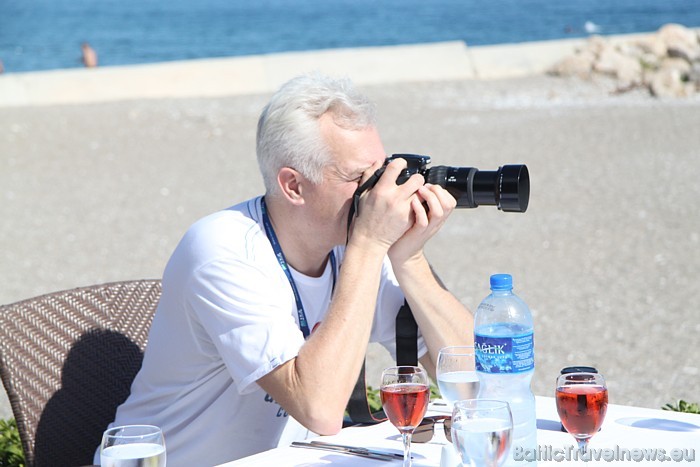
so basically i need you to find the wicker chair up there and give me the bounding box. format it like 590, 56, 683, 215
0, 280, 162, 467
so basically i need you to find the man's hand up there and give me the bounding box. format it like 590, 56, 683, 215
388, 182, 457, 267
349, 158, 425, 254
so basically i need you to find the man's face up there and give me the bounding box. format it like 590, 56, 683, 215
303, 113, 386, 246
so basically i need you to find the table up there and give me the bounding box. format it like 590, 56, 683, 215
217, 396, 699, 466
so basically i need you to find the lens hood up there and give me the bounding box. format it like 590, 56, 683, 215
498, 165, 529, 213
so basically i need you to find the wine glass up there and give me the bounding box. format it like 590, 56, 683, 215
436, 346, 479, 409
555, 372, 608, 455
381, 366, 430, 467
451, 399, 513, 467
100, 425, 166, 467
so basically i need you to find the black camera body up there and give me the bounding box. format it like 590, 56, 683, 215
378, 154, 530, 213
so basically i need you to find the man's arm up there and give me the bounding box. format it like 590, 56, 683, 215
389, 183, 474, 377
257, 159, 425, 435
257, 239, 384, 435
398, 254, 474, 379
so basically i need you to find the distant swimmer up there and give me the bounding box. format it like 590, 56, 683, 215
81, 42, 98, 68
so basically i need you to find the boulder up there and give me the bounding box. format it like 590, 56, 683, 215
660, 57, 692, 76
657, 23, 700, 62
594, 45, 643, 87
632, 35, 668, 58
585, 35, 609, 57
649, 67, 694, 98
549, 50, 596, 79
690, 63, 700, 91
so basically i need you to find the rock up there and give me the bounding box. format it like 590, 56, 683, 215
660, 57, 692, 75
549, 50, 596, 79
594, 45, 643, 87
585, 35, 608, 57
648, 67, 694, 98
632, 35, 668, 58
657, 23, 700, 62
639, 52, 662, 70
593, 44, 626, 75
690, 63, 700, 91
615, 58, 644, 89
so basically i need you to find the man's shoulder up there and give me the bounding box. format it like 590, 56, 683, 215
173, 197, 266, 263
188, 197, 262, 239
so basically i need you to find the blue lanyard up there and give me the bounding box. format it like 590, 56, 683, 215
260, 197, 337, 338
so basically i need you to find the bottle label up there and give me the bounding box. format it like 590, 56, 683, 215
475, 332, 534, 373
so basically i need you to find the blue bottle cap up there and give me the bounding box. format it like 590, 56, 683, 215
490, 274, 512, 291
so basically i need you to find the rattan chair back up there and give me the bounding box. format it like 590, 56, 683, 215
0, 280, 162, 467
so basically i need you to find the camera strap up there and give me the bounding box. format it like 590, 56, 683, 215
345, 300, 418, 425
395, 300, 419, 366
344, 165, 420, 425
346, 166, 386, 239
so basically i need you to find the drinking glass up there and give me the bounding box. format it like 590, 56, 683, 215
100, 425, 166, 467
451, 399, 513, 467
436, 345, 479, 409
381, 366, 430, 467
555, 372, 608, 455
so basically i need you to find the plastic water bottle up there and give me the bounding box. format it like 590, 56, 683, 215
474, 274, 536, 466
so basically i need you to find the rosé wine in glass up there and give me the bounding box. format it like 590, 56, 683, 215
381, 383, 430, 430
381, 366, 429, 467
556, 372, 608, 454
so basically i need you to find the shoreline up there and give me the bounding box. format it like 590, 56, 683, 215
0, 31, 689, 108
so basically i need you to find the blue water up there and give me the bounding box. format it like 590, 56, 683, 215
1, 0, 699, 73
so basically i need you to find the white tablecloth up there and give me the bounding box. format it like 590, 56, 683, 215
217, 396, 699, 466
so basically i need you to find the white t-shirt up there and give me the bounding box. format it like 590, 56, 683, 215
107, 197, 426, 466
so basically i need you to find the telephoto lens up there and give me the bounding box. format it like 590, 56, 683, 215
426, 164, 529, 212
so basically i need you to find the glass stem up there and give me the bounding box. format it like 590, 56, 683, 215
577, 438, 589, 457
402, 431, 413, 467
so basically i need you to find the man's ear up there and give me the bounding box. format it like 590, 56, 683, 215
277, 167, 305, 205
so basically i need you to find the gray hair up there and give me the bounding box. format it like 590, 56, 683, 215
256, 72, 377, 195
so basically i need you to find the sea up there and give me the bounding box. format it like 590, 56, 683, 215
1, 0, 699, 73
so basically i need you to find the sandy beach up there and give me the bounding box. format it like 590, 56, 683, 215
1, 38, 699, 421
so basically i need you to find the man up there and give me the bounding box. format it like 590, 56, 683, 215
105, 73, 473, 465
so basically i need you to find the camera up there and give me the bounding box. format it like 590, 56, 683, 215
374, 154, 530, 213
